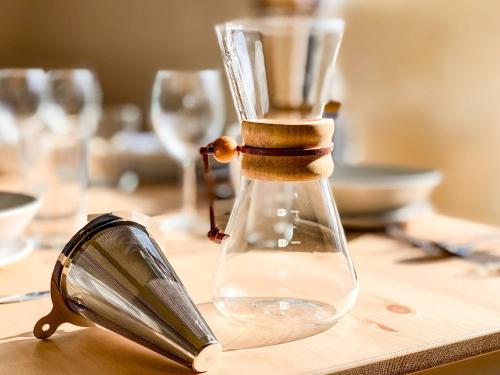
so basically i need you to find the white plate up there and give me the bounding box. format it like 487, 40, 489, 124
0, 238, 34, 268
340, 202, 434, 229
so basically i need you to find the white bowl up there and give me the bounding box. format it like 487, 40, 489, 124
0, 191, 40, 241
332, 163, 442, 214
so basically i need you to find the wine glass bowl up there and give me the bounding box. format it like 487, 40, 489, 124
43, 69, 102, 136
151, 70, 225, 233
0, 69, 46, 119
152, 70, 225, 162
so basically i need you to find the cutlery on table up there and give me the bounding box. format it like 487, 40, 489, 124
386, 223, 474, 257
0, 290, 49, 304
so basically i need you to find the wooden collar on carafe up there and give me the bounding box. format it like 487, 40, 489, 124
199, 117, 335, 242
240, 117, 335, 181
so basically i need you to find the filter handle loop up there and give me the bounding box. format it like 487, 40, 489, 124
33, 277, 94, 339
33, 309, 61, 339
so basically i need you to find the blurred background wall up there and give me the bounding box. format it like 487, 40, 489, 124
1, 0, 498, 225
338, 0, 500, 225
0, 0, 250, 110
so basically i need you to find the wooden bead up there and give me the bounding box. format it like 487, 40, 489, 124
212, 136, 238, 163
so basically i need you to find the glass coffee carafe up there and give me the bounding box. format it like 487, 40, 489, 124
210, 17, 358, 332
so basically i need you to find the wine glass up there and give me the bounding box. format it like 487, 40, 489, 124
0, 68, 46, 144
0, 69, 47, 193
151, 70, 225, 233
43, 69, 102, 136
32, 69, 101, 248
0, 69, 46, 252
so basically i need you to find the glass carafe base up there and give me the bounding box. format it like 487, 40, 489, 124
214, 297, 338, 326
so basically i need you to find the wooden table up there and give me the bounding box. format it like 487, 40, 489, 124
0, 187, 500, 374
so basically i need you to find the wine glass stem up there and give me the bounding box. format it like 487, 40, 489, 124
182, 160, 197, 214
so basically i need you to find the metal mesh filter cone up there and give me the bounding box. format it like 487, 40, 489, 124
34, 214, 220, 372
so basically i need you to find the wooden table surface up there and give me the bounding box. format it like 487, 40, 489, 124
1, 186, 500, 374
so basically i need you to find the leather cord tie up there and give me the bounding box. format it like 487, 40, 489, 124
238, 144, 333, 157
199, 144, 229, 243
199, 138, 333, 243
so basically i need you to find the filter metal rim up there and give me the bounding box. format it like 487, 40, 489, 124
192, 343, 222, 373
55, 214, 147, 299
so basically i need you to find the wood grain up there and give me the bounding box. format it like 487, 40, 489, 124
242, 118, 334, 149
0, 187, 499, 374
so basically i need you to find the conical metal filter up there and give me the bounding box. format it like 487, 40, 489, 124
34, 213, 220, 372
